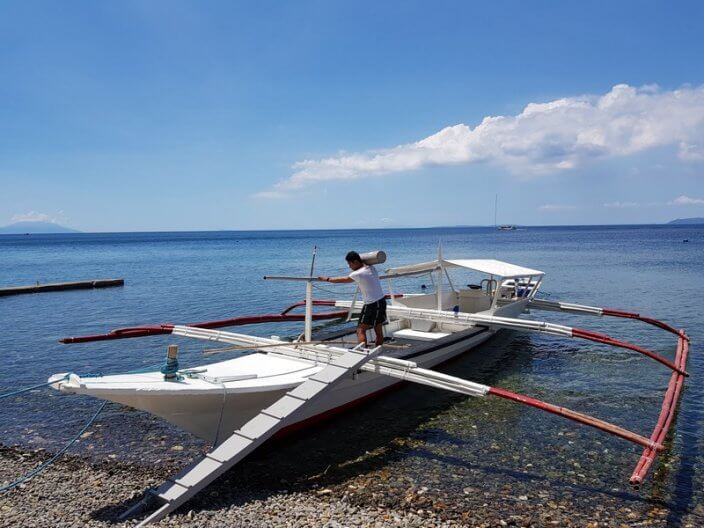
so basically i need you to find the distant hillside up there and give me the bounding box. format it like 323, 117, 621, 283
668, 217, 704, 225
0, 221, 79, 234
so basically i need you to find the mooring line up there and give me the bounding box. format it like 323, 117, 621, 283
0, 399, 107, 493
0, 375, 70, 400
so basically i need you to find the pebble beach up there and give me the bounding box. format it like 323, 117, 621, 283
1, 438, 699, 528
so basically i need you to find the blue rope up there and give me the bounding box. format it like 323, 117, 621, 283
130, 362, 165, 375
0, 375, 70, 400
160, 356, 180, 380
0, 361, 164, 493
0, 399, 107, 493
0, 355, 186, 492
0, 361, 165, 399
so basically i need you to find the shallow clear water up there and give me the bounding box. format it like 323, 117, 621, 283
0, 226, 702, 521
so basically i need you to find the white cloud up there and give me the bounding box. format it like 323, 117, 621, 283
668, 195, 704, 205
259, 84, 704, 197
678, 142, 704, 161
538, 204, 577, 212
603, 201, 639, 208
11, 211, 57, 223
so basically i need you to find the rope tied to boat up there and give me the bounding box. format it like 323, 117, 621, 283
161, 345, 180, 381
160, 357, 180, 379
0, 377, 107, 493
0, 374, 70, 400
0, 360, 171, 493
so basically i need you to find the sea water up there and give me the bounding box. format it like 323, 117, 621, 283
0, 226, 702, 520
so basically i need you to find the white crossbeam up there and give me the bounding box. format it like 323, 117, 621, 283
520, 298, 604, 316
334, 301, 574, 337
170, 326, 490, 398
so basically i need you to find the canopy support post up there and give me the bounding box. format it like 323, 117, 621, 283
304, 281, 313, 342
437, 241, 444, 312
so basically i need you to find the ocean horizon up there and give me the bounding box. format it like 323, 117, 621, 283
2, 221, 703, 236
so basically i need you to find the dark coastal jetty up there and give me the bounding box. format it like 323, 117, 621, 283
0, 279, 124, 297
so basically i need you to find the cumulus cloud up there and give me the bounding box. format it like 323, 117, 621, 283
11, 211, 57, 223
668, 195, 704, 205
258, 84, 704, 197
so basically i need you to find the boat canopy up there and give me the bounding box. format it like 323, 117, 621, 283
385, 258, 544, 279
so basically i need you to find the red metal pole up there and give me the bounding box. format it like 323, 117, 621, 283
601, 308, 684, 337
572, 327, 687, 376
60, 307, 348, 343
629, 331, 689, 486
487, 387, 662, 451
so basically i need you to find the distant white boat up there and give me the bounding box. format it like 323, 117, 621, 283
494, 195, 517, 230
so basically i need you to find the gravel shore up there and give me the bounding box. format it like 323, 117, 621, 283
2, 440, 701, 528
1, 445, 463, 528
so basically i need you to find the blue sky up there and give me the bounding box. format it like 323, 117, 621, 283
1, 1, 703, 231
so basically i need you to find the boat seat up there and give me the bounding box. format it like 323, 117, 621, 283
409, 319, 435, 332
392, 328, 450, 341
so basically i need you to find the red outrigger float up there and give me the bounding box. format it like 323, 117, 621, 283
53, 253, 689, 525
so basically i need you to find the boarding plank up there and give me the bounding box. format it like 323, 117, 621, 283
310, 364, 350, 384
175, 457, 223, 488
157, 481, 190, 502
263, 394, 308, 419
288, 379, 328, 400
208, 433, 253, 462
237, 413, 281, 440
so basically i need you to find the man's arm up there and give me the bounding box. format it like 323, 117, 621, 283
319, 276, 354, 284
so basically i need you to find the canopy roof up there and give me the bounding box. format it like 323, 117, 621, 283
385, 258, 544, 279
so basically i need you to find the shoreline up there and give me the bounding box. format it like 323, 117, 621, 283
1, 442, 696, 528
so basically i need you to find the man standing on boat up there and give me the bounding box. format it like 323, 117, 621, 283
319, 251, 387, 347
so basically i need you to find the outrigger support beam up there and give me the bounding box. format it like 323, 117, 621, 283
59, 296, 403, 345
518, 298, 685, 337
59, 300, 348, 344
337, 301, 688, 375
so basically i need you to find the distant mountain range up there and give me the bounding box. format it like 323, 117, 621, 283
0, 221, 79, 234
668, 217, 704, 225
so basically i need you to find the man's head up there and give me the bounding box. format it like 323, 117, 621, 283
345, 251, 364, 271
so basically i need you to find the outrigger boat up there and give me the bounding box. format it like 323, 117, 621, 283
50, 249, 689, 526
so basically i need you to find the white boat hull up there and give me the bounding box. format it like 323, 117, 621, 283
50, 295, 527, 445
61, 326, 494, 444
